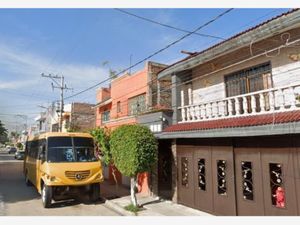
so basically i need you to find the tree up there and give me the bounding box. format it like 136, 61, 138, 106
101, 61, 118, 80
0, 120, 8, 144
91, 127, 119, 195
110, 124, 158, 207
16, 142, 23, 150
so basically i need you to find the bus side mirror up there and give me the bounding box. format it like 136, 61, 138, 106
39, 153, 45, 161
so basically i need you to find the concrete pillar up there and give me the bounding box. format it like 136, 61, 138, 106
171, 139, 178, 203
157, 80, 160, 106
171, 73, 182, 124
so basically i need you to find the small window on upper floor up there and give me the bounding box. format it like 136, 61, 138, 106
117, 101, 121, 113
128, 94, 146, 116
101, 111, 110, 123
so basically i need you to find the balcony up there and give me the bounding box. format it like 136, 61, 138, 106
179, 83, 300, 123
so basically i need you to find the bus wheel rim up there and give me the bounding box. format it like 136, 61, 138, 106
42, 186, 46, 203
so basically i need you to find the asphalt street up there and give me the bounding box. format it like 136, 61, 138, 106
0, 150, 120, 216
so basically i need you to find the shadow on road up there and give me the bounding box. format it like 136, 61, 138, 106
0, 162, 40, 204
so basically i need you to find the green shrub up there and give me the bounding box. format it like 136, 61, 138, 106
110, 124, 157, 177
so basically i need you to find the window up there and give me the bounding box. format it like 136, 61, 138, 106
198, 159, 206, 191
117, 101, 121, 113
28, 140, 39, 159
101, 111, 110, 123
225, 62, 272, 97
241, 161, 254, 200
47, 137, 97, 163
181, 157, 189, 187
128, 94, 146, 115
217, 160, 227, 195
269, 163, 285, 208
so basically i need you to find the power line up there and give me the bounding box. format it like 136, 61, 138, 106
114, 8, 226, 40
42, 73, 73, 132
92, 34, 300, 117
64, 8, 234, 101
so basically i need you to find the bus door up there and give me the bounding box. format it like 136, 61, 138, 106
36, 139, 46, 189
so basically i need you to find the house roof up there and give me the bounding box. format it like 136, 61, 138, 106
163, 110, 300, 133
93, 98, 112, 108
158, 8, 300, 79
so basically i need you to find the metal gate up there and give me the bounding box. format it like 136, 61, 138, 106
261, 148, 298, 216
177, 144, 236, 215
234, 148, 264, 215
193, 146, 213, 214
177, 147, 194, 208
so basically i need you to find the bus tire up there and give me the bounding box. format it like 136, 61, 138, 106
89, 183, 100, 202
42, 184, 52, 208
25, 172, 31, 186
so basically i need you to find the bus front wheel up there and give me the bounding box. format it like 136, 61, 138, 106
25, 171, 31, 186
42, 184, 52, 208
89, 183, 100, 202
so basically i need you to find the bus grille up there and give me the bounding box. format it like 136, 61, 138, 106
65, 170, 90, 181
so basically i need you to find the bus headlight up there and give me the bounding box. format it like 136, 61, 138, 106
46, 175, 57, 182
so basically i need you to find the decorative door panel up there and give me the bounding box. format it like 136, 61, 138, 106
211, 146, 236, 215
177, 147, 195, 208
261, 148, 297, 216
193, 147, 213, 213
293, 137, 300, 216
234, 148, 264, 215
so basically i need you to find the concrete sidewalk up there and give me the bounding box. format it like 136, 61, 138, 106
104, 194, 213, 216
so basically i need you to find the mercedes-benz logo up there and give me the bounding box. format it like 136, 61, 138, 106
75, 174, 82, 180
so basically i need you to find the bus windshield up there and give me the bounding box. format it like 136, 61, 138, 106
47, 137, 97, 163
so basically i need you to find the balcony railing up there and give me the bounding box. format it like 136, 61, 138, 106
178, 83, 300, 123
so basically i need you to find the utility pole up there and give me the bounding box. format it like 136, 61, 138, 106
41, 73, 72, 132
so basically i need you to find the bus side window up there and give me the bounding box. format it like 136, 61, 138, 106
38, 139, 46, 160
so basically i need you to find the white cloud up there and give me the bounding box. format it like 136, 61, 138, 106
0, 41, 109, 91
0, 79, 37, 90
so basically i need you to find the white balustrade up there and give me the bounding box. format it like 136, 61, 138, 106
178, 82, 300, 123
259, 93, 266, 113
235, 97, 241, 116
242, 96, 249, 115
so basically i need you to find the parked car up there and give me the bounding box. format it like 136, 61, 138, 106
8, 147, 17, 154
15, 150, 25, 160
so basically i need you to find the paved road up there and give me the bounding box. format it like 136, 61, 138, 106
0, 152, 120, 216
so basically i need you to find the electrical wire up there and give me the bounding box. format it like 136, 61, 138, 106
63, 9, 234, 101
114, 8, 226, 40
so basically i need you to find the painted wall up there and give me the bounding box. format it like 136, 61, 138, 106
189, 28, 300, 107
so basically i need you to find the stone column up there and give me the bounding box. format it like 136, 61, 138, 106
171, 139, 178, 203
172, 73, 182, 124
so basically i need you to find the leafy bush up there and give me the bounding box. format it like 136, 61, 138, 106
91, 127, 111, 165
110, 124, 158, 177
110, 124, 158, 206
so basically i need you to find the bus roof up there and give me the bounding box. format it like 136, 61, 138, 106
27, 132, 92, 141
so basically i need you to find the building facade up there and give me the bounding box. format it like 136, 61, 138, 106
146, 9, 300, 215
95, 61, 168, 193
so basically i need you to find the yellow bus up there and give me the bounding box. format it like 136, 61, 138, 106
24, 132, 104, 208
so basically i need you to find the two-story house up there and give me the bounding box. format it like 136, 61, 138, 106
150, 9, 300, 216
95, 61, 168, 194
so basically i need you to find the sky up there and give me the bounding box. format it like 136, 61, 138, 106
0, 8, 291, 131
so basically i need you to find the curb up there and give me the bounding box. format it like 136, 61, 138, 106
104, 198, 136, 216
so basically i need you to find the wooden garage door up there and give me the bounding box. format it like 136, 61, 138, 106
293, 137, 300, 216
261, 148, 298, 216
193, 146, 213, 213
211, 146, 236, 216
177, 147, 194, 208
234, 148, 264, 215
